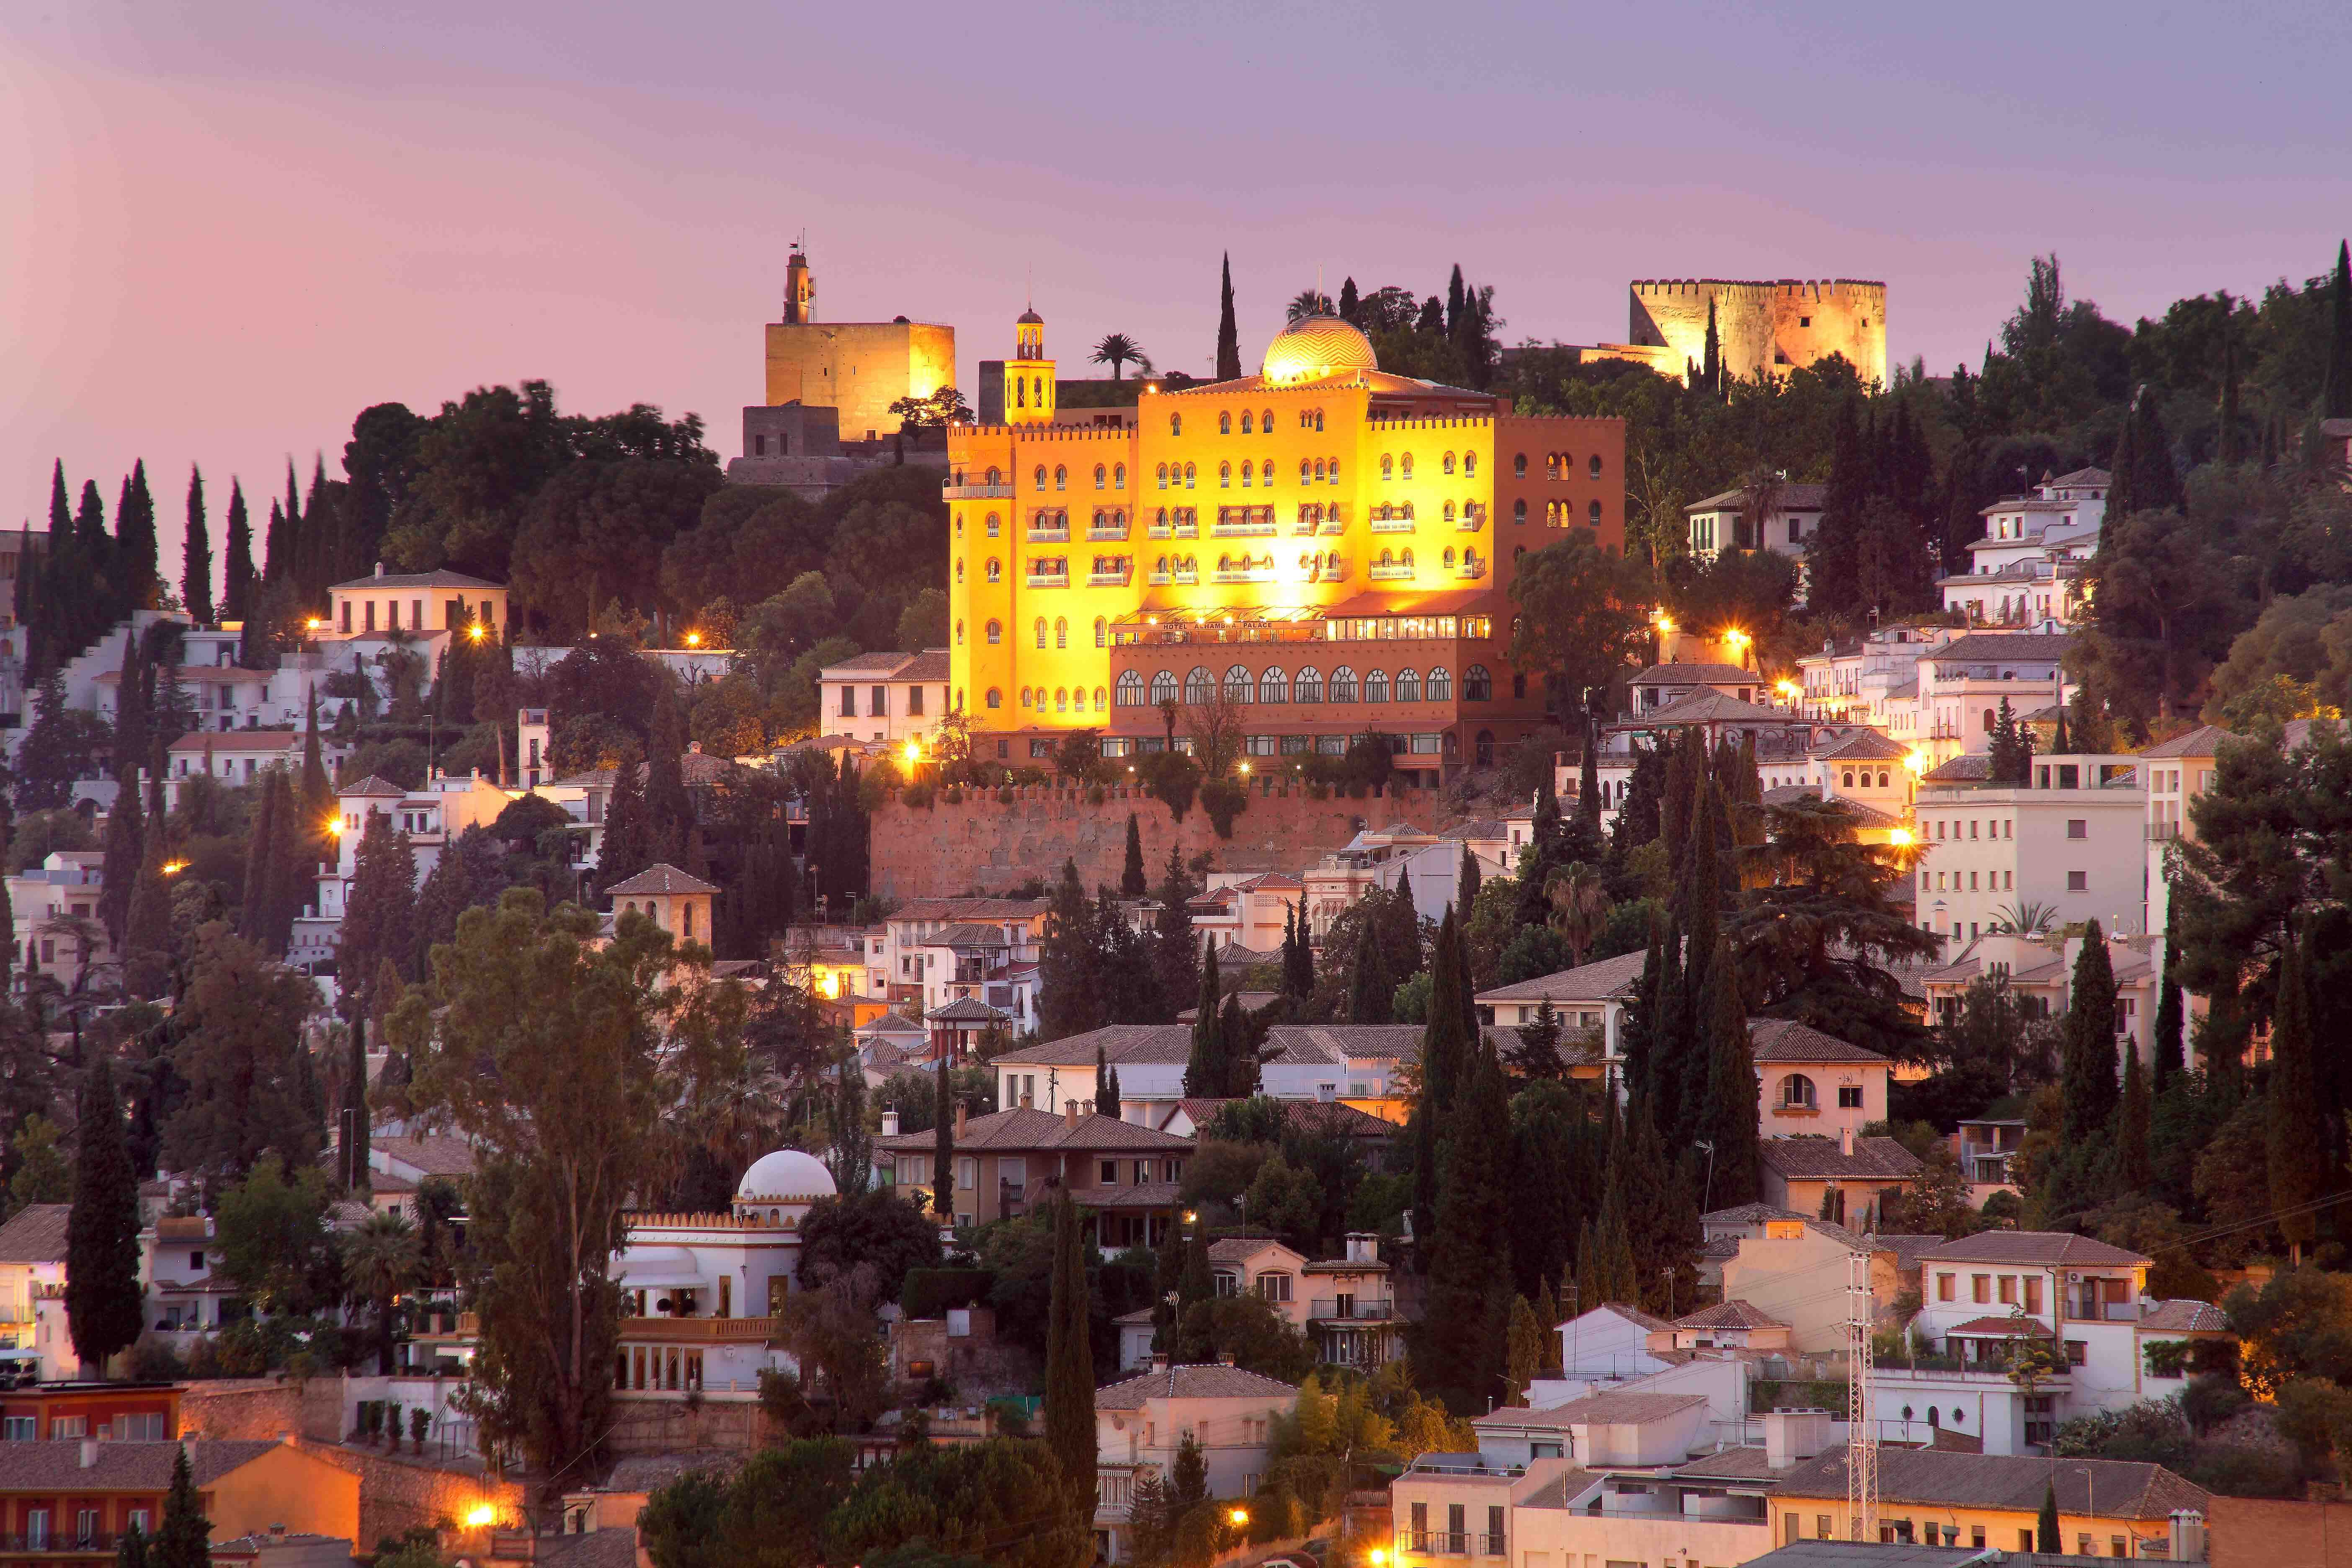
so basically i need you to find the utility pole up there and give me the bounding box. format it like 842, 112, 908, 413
1847, 1243, 1877, 1540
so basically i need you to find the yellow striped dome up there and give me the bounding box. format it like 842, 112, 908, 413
1260, 315, 1378, 384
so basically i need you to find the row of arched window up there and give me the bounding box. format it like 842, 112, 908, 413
1091, 464, 1127, 490
1113, 665, 1491, 706
1013, 685, 1107, 714
1535, 452, 1604, 481
1375, 451, 1479, 480
1089, 509, 1127, 534
1543, 500, 1606, 526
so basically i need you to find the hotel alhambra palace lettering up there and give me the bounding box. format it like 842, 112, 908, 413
946, 305, 1627, 777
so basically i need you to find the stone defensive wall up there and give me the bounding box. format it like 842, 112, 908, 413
868, 781, 1460, 898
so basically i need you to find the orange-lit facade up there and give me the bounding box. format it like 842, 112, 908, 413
946, 311, 1625, 775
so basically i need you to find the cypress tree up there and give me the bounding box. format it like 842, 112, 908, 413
1285, 903, 1315, 999
1337, 276, 1360, 324
154, 1442, 211, 1568
264, 767, 309, 953
1421, 909, 1470, 1117
241, 766, 280, 939
222, 479, 255, 625
341, 1014, 371, 1191
122, 816, 174, 1000
2324, 240, 2352, 421
598, 750, 651, 892
301, 691, 336, 865
1346, 915, 1390, 1024
98, 784, 143, 948
2268, 927, 2325, 1264
1184, 943, 1223, 1097
1121, 813, 1147, 896
1577, 717, 1602, 827
1457, 842, 1480, 916
2151, 908, 2185, 1092
1700, 298, 1721, 395
66, 1057, 142, 1377
2119, 1041, 2151, 1194
2217, 291, 2244, 466
1176, 1220, 1215, 1360
2059, 923, 2119, 1143
1215, 992, 1252, 1097
1215, 253, 1242, 382
1572, 1217, 1599, 1315
1514, 779, 1565, 930
1423, 1038, 1512, 1411
1043, 1192, 1096, 1531
181, 465, 214, 624
115, 1521, 149, 1568
1694, 937, 1759, 1207
1445, 264, 1466, 337
931, 1061, 954, 1220
2037, 1483, 2060, 1554
1101, 1049, 1122, 1112
116, 461, 160, 614
645, 679, 691, 864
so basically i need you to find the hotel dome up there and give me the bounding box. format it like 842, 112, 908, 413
736, 1147, 838, 1203
1260, 314, 1379, 385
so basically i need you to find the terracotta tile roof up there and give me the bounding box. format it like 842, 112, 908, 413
1748, 1018, 1888, 1064
990, 1025, 1194, 1065
2137, 1299, 2228, 1333
1920, 754, 1992, 784
337, 774, 409, 797
926, 998, 1011, 1023
1478, 1392, 1707, 1431
1094, 1364, 1300, 1408
1593, 1302, 1671, 1332
897, 650, 951, 682
1756, 1135, 1922, 1180
1475, 949, 1649, 1005
1082, 1181, 1187, 1210
1169, 1099, 1397, 1139
1260, 1024, 1430, 1064
371, 1135, 479, 1179
2046, 467, 2113, 487
532, 1529, 644, 1568
604, 864, 722, 897
331, 567, 502, 591
1948, 1315, 2054, 1337
2137, 723, 2237, 759
1875, 1234, 1948, 1271
1636, 691, 1800, 727
1773, 1447, 2208, 1519
1670, 1445, 1780, 1482
1702, 1202, 1809, 1225
0, 1439, 286, 1490
824, 650, 923, 674
1113, 1306, 1156, 1325
857, 1012, 925, 1035
1815, 729, 1911, 761
1686, 484, 1829, 513
1919, 1231, 2148, 1267
1208, 1237, 1296, 1264
874, 1107, 1193, 1154
1931, 632, 2075, 663
1674, 1299, 1786, 1330
921, 922, 1016, 947
0, 1202, 70, 1262
1630, 663, 1756, 686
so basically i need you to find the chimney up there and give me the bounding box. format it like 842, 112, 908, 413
1839, 1124, 1854, 1157
1065, 1101, 1080, 1130
955, 1102, 967, 1137
1345, 1231, 1378, 1264
1150, 1352, 1169, 1373
688, 741, 703, 755
1764, 1408, 1833, 1469
80, 1437, 99, 1469
881, 1110, 900, 1137
374, 561, 385, 578
270, 1524, 288, 1539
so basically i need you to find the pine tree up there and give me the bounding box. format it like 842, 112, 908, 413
181, 466, 214, 623
2216, 291, 2244, 466
1044, 1192, 1096, 1532
1504, 997, 1566, 1078
1184, 943, 1223, 1097
222, 479, 255, 626
66, 1057, 143, 1376
1215, 253, 1241, 383
2060, 923, 2119, 1143
1039, 859, 1103, 1042
2324, 240, 2352, 421
1121, 813, 1147, 896
2119, 1041, 2151, 1194
2268, 926, 2325, 1263
153, 1442, 210, 1568
1423, 1038, 1512, 1411
1175, 1221, 1215, 1360
931, 1061, 954, 1220
1150, 847, 1198, 1014
116, 460, 160, 614
1694, 937, 1759, 1208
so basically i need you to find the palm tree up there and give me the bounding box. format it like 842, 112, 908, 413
343, 1209, 423, 1375
1287, 289, 1335, 325
1545, 862, 1613, 968
1091, 333, 1149, 382
1991, 900, 2056, 935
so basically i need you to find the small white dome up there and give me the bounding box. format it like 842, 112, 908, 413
736, 1148, 838, 1202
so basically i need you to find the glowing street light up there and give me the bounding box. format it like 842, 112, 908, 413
464, 1504, 498, 1528
467, 622, 487, 642
1228, 1507, 1250, 1528
161, 860, 189, 876
1367, 1551, 1388, 1568
903, 739, 922, 769
325, 817, 345, 836
1888, 828, 1914, 847
1904, 750, 1929, 776
684, 630, 702, 647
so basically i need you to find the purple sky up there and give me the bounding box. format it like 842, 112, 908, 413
8, 1, 2349, 595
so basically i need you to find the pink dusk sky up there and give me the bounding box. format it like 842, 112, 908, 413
6, 0, 2348, 595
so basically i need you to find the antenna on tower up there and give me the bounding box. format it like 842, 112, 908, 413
1846, 1238, 1878, 1540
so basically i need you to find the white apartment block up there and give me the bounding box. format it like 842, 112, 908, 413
1913, 752, 2147, 944
815, 649, 952, 747
1938, 467, 2110, 628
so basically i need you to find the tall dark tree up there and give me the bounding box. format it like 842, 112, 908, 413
1097, 1042, 1122, 1115
2118, 1039, 2151, 1195
153, 1442, 211, 1568
1044, 1193, 1096, 1535
181, 466, 214, 624
2059, 923, 2119, 1144
122, 815, 175, 1000
66, 1058, 143, 1377
2268, 924, 2325, 1264
115, 460, 160, 614
598, 749, 651, 892
1150, 847, 1198, 1014
1346, 914, 1390, 1025
341, 812, 420, 1008
1411, 911, 1474, 1258
1337, 276, 1360, 324
2151, 913, 2185, 1093
340, 1014, 371, 1191
931, 1062, 954, 1221
1121, 813, 1147, 896
2324, 239, 2352, 421
221, 479, 256, 627
1039, 860, 1102, 1042
2037, 1483, 2060, 1554
1457, 843, 1480, 916
1184, 942, 1224, 1097
1421, 1037, 1511, 1412
1215, 254, 1242, 382
1694, 936, 1759, 1208
98, 782, 144, 949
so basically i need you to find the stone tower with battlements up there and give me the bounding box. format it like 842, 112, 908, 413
1629, 279, 1886, 388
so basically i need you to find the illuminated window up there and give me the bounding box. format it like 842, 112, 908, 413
986, 619, 1001, 644
1054, 465, 1067, 490
1294, 666, 1323, 703
1094, 464, 1106, 490
1401, 454, 1414, 479
986, 688, 1001, 709
1224, 665, 1252, 703
1443, 547, 1457, 569
1380, 454, 1393, 480
1396, 668, 1421, 702
955, 619, 964, 645
1035, 618, 1047, 650
1444, 501, 1456, 524
985, 559, 1001, 583
1220, 462, 1232, 488
1094, 616, 1107, 648
1117, 671, 1145, 705
1259, 667, 1288, 704
1426, 666, 1452, 701
1220, 411, 1233, 434
1400, 547, 1414, 570
955, 560, 964, 583
1443, 451, 1456, 475
1055, 617, 1068, 650
1184, 463, 1196, 489
1261, 460, 1275, 485
1171, 413, 1181, 435
1093, 686, 1106, 711
1463, 452, 1477, 477
1056, 688, 1069, 713
1151, 671, 1178, 704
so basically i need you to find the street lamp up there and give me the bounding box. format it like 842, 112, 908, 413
684, 630, 702, 647
1228, 1507, 1249, 1529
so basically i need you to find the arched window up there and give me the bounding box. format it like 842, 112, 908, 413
1094, 616, 1107, 648
1171, 413, 1181, 436
985, 559, 1001, 583
1056, 688, 1069, 713
1443, 501, 1457, 524
1150, 670, 1179, 704
1324, 549, 1341, 573
1329, 665, 1358, 702
1443, 451, 1456, 475
1780, 1074, 1818, 1109
1219, 462, 1232, 488
1054, 465, 1067, 490
1239, 411, 1252, 433
1156, 464, 1169, 490
1223, 665, 1253, 703
1220, 411, 1233, 434
1400, 502, 1413, 520
1055, 617, 1068, 650
1464, 452, 1477, 477
1878, 770, 1891, 788
985, 512, 1001, 537
1401, 454, 1414, 479
1512, 499, 1527, 526
1364, 669, 1390, 702
1239, 463, 1251, 489
1328, 460, 1339, 482
1261, 460, 1275, 485
1019, 686, 1031, 708
1843, 770, 1856, 788
1034, 617, 1048, 650
955, 619, 965, 645
986, 619, 1001, 644
956, 560, 965, 583
1033, 465, 1047, 488
954, 516, 964, 539
1426, 666, 1452, 701
1514, 453, 1527, 477
1294, 666, 1323, 703
1464, 665, 1491, 700
1298, 459, 1313, 485
1216, 554, 1233, 574
1588, 500, 1602, 525
1400, 547, 1414, 570
1117, 671, 1145, 705
986, 688, 1002, 709
1380, 454, 1393, 480
985, 466, 1001, 485
1982, 709, 1996, 733
1184, 463, 1196, 489
1261, 408, 1274, 431
1092, 508, 1105, 531
1093, 686, 1106, 711
1463, 547, 1480, 572
1259, 667, 1288, 704
1396, 668, 1421, 703
1443, 547, 1457, 570
1184, 666, 1214, 703
1114, 464, 1126, 490
1091, 464, 1105, 490
1589, 454, 1603, 480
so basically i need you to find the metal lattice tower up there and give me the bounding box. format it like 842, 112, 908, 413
1846, 1242, 1877, 1540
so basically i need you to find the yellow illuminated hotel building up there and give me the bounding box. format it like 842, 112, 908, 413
945, 309, 1626, 778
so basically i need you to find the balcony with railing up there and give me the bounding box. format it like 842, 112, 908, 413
1025, 570, 1070, 588
1368, 562, 1414, 581
1089, 565, 1133, 586
1088, 519, 1130, 541
2146, 822, 2182, 841
1147, 516, 1199, 539
1370, 515, 1415, 534
1214, 567, 1274, 584
1397, 1532, 1507, 1558
1457, 507, 1486, 530
1321, 514, 1347, 534
620, 1315, 777, 1343
1026, 524, 1071, 543
1214, 510, 1276, 537
1312, 1297, 1399, 1321
1455, 559, 1487, 580
944, 482, 1015, 500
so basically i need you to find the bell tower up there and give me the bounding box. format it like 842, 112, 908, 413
783, 244, 814, 325
1008, 307, 1055, 425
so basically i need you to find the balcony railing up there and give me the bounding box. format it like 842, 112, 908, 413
1213, 569, 1273, 584
1322, 516, 1347, 534
2146, 823, 2181, 841
1368, 564, 1413, 581
2, 1533, 123, 1552
1025, 573, 1070, 588
1312, 1298, 1398, 1320
1089, 568, 1133, 586
944, 482, 1014, 500
1370, 517, 1415, 533
1214, 514, 1276, 536
1026, 526, 1071, 543
1147, 520, 1199, 539
1455, 560, 1487, 580
620, 1315, 776, 1343
1396, 1533, 1506, 1559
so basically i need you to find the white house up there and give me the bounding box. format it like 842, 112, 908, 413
1938, 468, 2110, 628
1684, 481, 1828, 566
1912, 750, 2148, 944
815, 649, 952, 750
1093, 1363, 1299, 1563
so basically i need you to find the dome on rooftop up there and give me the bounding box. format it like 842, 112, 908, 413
1260, 314, 1378, 385
1018, 308, 1044, 325
736, 1148, 837, 1202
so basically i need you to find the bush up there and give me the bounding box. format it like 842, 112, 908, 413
129, 1334, 188, 1382
1138, 751, 1200, 820
901, 1268, 994, 1320
1200, 777, 1248, 839
902, 782, 935, 809
2184, 1441, 2304, 1497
